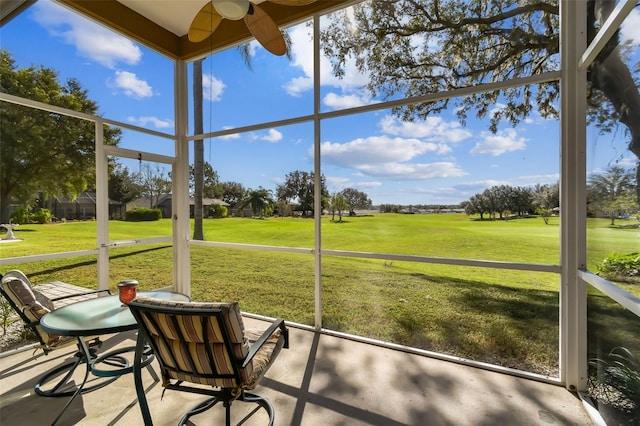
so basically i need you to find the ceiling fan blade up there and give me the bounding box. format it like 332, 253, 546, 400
188, 2, 224, 43
244, 3, 286, 56
267, 0, 316, 5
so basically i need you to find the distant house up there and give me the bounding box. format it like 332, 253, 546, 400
44, 191, 125, 220
126, 195, 171, 218
126, 195, 229, 218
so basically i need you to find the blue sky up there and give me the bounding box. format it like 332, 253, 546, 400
1, 0, 638, 206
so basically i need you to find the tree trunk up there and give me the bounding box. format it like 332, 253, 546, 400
590, 0, 640, 203
0, 193, 11, 224
193, 60, 204, 240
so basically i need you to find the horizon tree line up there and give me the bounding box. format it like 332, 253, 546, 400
460, 167, 637, 223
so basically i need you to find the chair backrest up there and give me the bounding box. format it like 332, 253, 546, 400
0, 270, 63, 350
128, 297, 253, 389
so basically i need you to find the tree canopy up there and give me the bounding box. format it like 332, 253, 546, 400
189, 162, 221, 199
462, 185, 535, 220
137, 164, 171, 209
329, 192, 349, 222
340, 188, 372, 215
220, 181, 246, 207
276, 170, 329, 216
108, 163, 141, 204
321, 0, 639, 201
238, 187, 275, 218
321, 0, 560, 130
588, 166, 637, 224
0, 49, 121, 222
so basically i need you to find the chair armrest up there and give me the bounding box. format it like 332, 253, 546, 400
50, 289, 111, 302
242, 319, 289, 369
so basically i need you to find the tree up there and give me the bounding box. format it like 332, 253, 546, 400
340, 188, 372, 216
461, 196, 479, 218
463, 184, 536, 219
237, 187, 275, 218
0, 50, 121, 222
220, 181, 245, 207
109, 163, 141, 203
532, 182, 559, 224
492, 185, 512, 219
532, 183, 560, 211
536, 207, 553, 225
588, 166, 636, 225
193, 59, 204, 240
189, 162, 221, 198
136, 164, 171, 208
329, 193, 349, 222
320, 0, 640, 201
511, 186, 534, 217
276, 170, 329, 217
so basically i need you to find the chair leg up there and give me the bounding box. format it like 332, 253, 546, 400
242, 392, 275, 426
35, 350, 126, 398
178, 397, 220, 425
176, 392, 274, 426
146, 362, 159, 382
35, 355, 84, 397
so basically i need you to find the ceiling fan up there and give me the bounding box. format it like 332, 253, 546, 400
188, 0, 316, 56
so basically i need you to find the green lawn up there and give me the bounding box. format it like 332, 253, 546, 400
1, 213, 638, 375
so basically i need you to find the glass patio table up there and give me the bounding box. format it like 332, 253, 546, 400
40, 290, 190, 425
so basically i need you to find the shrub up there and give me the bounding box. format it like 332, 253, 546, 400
0, 297, 16, 336
125, 207, 162, 222
209, 204, 228, 218
32, 208, 52, 224
10, 208, 29, 224
597, 252, 640, 281
589, 347, 640, 424
535, 207, 552, 225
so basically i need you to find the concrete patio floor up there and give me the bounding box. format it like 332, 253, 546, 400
0, 318, 593, 426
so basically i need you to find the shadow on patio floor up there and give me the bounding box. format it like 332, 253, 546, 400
0, 317, 593, 425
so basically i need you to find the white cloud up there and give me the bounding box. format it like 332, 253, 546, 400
470, 129, 527, 156
282, 76, 312, 97
218, 134, 240, 140
260, 129, 283, 143
217, 127, 240, 140
454, 180, 510, 192
203, 73, 226, 101
379, 115, 472, 144
325, 176, 351, 190
323, 92, 372, 109
127, 116, 174, 129
110, 71, 153, 98
284, 24, 369, 98
315, 112, 478, 180
412, 185, 469, 199
321, 136, 441, 167
613, 156, 638, 168
319, 135, 466, 179
33, 0, 141, 69
516, 173, 560, 185
358, 162, 467, 179
356, 181, 383, 189
326, 176, 382, 193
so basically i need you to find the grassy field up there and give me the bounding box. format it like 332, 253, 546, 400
1, 213, 638, 375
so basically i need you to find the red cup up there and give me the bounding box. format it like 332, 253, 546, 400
118, 280, 138, 305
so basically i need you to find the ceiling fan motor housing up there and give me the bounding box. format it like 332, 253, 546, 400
212, 0, 250, 20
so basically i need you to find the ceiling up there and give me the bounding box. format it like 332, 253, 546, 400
1, 0, 349, 61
